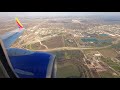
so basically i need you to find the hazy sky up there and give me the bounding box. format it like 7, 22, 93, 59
0, 12, 120, 17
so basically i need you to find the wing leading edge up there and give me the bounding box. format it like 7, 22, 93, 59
0, 18, 25, 48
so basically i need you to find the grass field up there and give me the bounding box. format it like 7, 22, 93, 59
50, 50, 66, 61
50, 50, 84, 61
57, 62, 80, 78
51, 50, 85, 78
101, 57, 120, 73
83, 48, 118, 58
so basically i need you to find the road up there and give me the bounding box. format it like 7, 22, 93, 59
33, 44, 113, 52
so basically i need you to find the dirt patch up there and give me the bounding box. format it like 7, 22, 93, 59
98, 48, 118, 58
42, 36, 64, 49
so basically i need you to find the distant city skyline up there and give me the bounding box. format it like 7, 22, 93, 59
0, 12, 120, 17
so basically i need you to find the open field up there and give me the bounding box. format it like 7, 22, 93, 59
83, 48, 119, 58
98, 48, 118, 58
57, 62, 80, 78
101, 57, 120, 73
42, 36, 64, 49
25, 42, 46, 50
82, 49, 120, 78
63, 34, 77, 47
50, 50, 92, 78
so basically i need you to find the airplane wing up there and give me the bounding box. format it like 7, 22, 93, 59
0, 18, 25, 48
0, 18, 56, 78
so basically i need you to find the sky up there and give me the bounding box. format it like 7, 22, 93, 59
0, 12, 120, 17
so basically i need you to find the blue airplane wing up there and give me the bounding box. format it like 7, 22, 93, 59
0, 28, 24, 48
